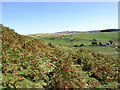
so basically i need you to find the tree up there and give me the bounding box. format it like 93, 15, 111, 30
91, 41, 97, 46
99, 42, 102, 46
109, 40, 113, 45
93, 39, 97, 41
91, 39, 97, 46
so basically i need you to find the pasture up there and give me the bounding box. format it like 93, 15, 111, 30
29, 32, 119, 58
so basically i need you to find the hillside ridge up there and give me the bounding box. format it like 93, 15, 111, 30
55, 29, 120, 33
1, 25, 120, 88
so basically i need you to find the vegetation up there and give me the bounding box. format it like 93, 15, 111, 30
30, 32, 119, 58
2, 25, 120, 88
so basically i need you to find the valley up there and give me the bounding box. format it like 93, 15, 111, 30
27, 31, 119, 58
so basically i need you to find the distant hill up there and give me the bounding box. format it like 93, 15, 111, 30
88, 29, 120, 32
88, 30, 101, 33
100, 29, 120, 32
2, 24, 120, 88
56, 29, 120, 33
56, 31, 85, 33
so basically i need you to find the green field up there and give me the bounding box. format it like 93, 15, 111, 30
32, 32, 119, 58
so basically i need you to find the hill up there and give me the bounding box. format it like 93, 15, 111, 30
2, 24, 120, 88
100, 29, 120, 32
56, 31, 84, 33
36, 32, 118, 57
55, 29, 120, 33
88, 29, 120, 32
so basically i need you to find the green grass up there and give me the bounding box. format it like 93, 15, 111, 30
35, 32, 118, 58
37, 32, 118, 44
80, 46, 118, 57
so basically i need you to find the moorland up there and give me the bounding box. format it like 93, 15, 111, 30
1, 25, 120, 88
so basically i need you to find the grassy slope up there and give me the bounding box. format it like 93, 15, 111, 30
31, 32, 118, 45
33, 32, 118, 58
2, 25, 120, 88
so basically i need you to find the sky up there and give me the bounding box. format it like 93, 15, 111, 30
2, 2, 118, 35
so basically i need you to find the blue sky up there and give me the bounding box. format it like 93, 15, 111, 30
2, 2, 118, 35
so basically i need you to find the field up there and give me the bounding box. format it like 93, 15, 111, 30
28, 32, 119, 58
2, 25, 120, 88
